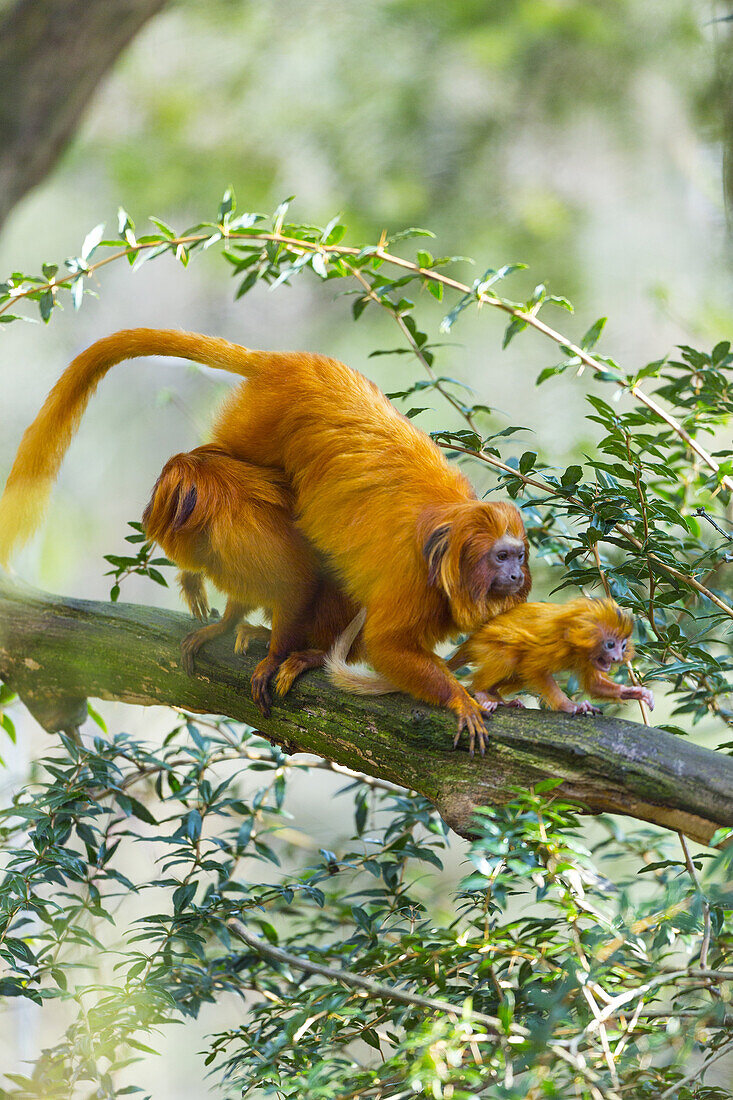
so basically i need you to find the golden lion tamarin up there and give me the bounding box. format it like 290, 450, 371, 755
141, 445, 359, 710
0, 328, 531, 745
446, 597, 654, 714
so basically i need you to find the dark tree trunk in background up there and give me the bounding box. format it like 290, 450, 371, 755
0, 0, 169, 230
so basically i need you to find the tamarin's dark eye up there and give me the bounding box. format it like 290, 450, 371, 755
606, 639, 616, 650
497, 550, 508, 561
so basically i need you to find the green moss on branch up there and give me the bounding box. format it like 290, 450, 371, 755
0, 573, 731, 845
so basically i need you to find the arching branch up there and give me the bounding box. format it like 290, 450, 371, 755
0, 573, 731, 845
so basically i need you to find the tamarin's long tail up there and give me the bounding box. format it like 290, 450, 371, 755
0, 328, 263, 566
324, 608, 396, 696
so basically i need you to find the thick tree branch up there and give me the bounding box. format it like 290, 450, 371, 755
0, 573, 731, 846
0, 0, 169, 229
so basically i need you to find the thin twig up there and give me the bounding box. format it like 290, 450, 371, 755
678, 833, 714, 975
695, 507, 733, 542
3, 226, 731, 494
659, 1036, 733, 1099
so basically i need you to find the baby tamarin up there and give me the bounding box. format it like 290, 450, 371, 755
0, 328, 531, 747
446, 597, 654, 714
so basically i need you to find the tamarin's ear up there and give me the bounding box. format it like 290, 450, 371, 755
422, 524, 451, 588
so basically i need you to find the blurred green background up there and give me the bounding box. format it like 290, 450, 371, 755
1, 2, 732, 1094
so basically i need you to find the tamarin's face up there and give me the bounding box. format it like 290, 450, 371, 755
592, 631, 629, 672
422, 500, 531, 631
486, 535, 526, 596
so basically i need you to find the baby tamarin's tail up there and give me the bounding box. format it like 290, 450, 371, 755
0, 328, 269, 566
324, 608, 395, 695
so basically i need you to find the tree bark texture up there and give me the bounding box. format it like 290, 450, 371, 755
0, 573, 731, 846
0, 0, 168, 229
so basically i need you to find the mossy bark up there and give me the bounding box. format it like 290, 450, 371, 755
1, 573, 731, 845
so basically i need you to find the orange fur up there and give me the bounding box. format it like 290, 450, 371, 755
448, 597, 653, 714
142, 445, 358, 710
0, 328, 531, 742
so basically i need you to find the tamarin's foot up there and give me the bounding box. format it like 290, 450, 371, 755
564, 700, 602, 716
452, 694, 490, 757
234, 621, 271, 655
500, 697, 526, 709
250, 655, 283, 716
180, 631, 202, 676
274, 649, 326, 696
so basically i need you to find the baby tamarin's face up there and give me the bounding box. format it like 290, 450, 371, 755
592, 631, 630, 672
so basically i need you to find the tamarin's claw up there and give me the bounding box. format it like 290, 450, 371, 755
452, 696, 490, 757
274, 650, 326, 696
180, 632, 200, 676
622, 685, 655, 710
234, 622, 271, 655
570, 700, 602, 716
251, 656, 278, 717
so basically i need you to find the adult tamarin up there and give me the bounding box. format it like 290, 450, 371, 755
0, 328, 530, 746
142, 444, 359, 710
446, 598, 654, 714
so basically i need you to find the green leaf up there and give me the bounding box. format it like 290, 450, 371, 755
324, 222, 346, 246
71, 277, 84, 310
39, 291, 53, 322
387, 226, 435, 243
311, 252, 328, 278
86, 703, 107, 733
116, 793, 157, 825
502, 317, 527, 349
580, 316, 606, 350
149, 216, 175, 238
561, 465, 583, 487
186, 809, 202, 842
146, 568, 168, 587
712, 340, 731, 365
361, 1028, 381, 1050
218, 188, 236, 222
534, 777, 565, 793
81, 223, 105, 261
0, 712, 15, 744
173, 881, 197, 913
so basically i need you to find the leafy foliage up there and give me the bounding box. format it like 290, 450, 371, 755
103, 522, 173, 603
1, 196, 732, 1095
